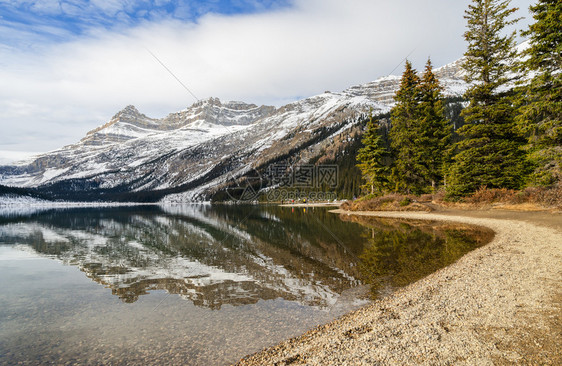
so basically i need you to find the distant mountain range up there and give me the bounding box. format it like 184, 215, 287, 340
0, 58, 467, 202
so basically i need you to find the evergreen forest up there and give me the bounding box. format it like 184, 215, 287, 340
356, 0, 561, 199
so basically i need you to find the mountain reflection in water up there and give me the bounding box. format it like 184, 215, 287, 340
0, 205, 494, 309
0, 205, 497, 365
0, 205, 368, 310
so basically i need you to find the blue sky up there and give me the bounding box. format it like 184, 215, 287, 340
0, 1, 291, 47
0, 0, 290, 48
0, 0, 534, 163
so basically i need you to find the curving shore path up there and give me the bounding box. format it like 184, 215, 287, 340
236, 209, 562, 365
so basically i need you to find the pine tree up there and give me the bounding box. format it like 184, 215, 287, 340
417, 59, 452, 192
356, 113, 389, 195
516, 0, 562, 186
447, 0, 528, 196
389, 59, 452, 194
389, 60, 426, 194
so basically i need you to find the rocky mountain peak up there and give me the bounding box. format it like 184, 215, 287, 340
79, 105, 158, 146
191, 97, 222, 108
111, 105, 149, 123
189, 97, 268, 113
168, 97, 276, 127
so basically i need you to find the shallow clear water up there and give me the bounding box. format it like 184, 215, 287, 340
0, 205, 492, 365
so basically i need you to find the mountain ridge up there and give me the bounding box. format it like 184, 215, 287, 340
0, 57, 469, 202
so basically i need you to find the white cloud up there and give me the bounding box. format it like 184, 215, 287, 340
0, 150, 40, 165
0, 0, 534, 157
29, 0, 63, 15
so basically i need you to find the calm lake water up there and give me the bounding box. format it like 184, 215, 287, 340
0, 205, 493, 365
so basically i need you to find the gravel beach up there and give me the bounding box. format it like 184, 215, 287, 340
236, 209, 562, 365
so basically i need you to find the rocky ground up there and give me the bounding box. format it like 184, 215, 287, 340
236, 209, 562, 365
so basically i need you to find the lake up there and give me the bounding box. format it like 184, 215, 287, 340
0, 204, 493, 365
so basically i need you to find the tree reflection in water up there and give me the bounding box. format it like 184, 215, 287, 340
339, 215, 494, 298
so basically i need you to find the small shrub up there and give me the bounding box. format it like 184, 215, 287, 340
419, 194, 433, 202
399, 197, 411, 206
460, 186, 562, 209
465, 187, 518, 204
340, 200, 352, 210
432, 190, 446, 203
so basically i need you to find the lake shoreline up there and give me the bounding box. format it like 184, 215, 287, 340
236, 209, 562, 365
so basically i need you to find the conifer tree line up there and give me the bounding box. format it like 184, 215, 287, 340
357, 0, 561, 197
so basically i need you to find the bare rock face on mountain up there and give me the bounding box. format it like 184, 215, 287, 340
81, 105, 158, 146
166, 98, 276, 127
0, 59, 467, 202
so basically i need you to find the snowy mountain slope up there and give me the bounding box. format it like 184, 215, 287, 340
0, 60, 468, 202
0, 99, 271, 188
81, 99, 276, 146
80, 105, 161, 146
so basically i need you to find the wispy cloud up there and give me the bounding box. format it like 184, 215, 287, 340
0, 0, 533, 156
0, 150, 38, 165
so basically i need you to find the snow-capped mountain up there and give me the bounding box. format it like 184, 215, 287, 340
0, 60, 467, 202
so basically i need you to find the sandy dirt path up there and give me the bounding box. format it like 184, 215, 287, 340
236, 210, 562, 365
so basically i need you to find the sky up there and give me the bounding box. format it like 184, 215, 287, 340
0, 0, 535, 164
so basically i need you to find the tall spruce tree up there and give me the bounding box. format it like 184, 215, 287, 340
516, 0, 562, 186
447, 0, 527, 196
389, 60, 426, 194
356, 113, 389, 195
389, 59, 451, 194
417, 59, 452, 192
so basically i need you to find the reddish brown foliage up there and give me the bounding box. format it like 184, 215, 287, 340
464, 187, 562, 208
340, 187, 562, 212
